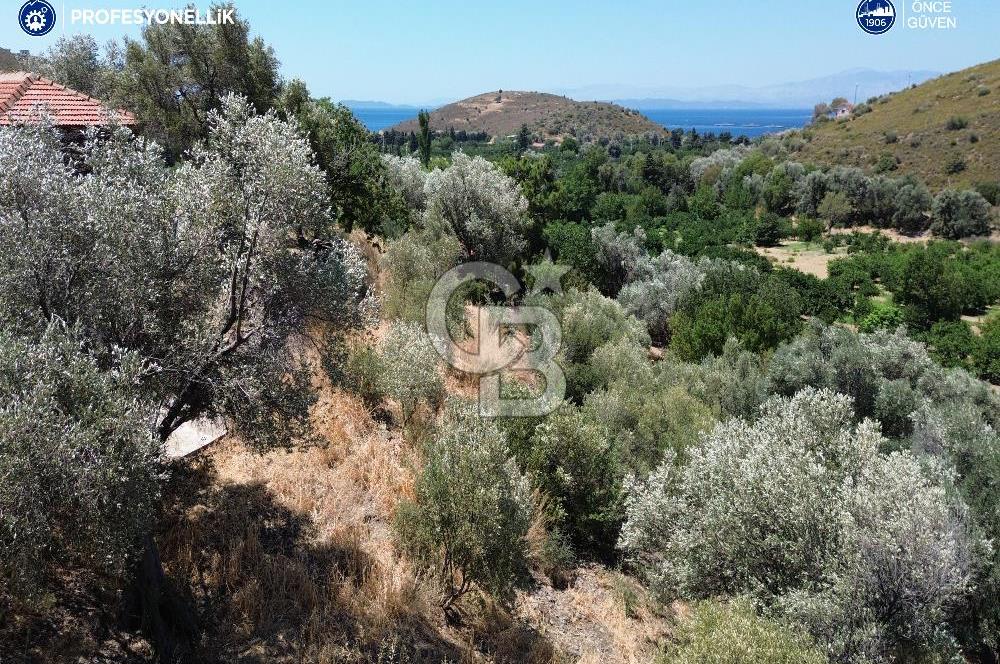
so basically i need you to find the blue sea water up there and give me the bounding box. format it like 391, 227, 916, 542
352, 107, 812, 139
352, 108, 420, 131
639, 108, 812, 138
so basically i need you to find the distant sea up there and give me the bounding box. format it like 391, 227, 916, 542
352, 108, 420, 132
640, 108, 812, 138
352, 107, 812, 139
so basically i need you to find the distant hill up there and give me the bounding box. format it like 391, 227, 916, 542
560, 69, 938, 109
388, 90, 665, 140
340, 100, 421, 110
794, 59, 1000, 190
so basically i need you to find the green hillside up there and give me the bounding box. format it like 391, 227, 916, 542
795, 59, 1000, 190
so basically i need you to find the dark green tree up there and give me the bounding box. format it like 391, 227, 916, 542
279, 82, 407, 235
516, 122, 531, 155
417, 109, 432, 167
117, 3, 281, 160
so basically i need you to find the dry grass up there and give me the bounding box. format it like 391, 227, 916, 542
756, 241, 842, 278
158, 402, 455, 662
153, 308, 669, 662
516, 566, 669, 664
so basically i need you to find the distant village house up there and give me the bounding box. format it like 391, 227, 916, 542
830, 102, 854, 120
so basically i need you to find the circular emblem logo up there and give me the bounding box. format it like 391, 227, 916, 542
857, 0, 896, 34
19, 0, 56, 36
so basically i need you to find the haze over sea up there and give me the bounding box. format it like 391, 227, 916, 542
352, 107, 813, 138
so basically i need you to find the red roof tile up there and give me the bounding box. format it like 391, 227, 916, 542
0, 72, 135, 127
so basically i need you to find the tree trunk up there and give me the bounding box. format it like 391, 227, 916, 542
126, 532, 196, 663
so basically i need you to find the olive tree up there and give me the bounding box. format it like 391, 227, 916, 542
376, 321, 444, 424
892, 181, 933, 235
423, 152, 530, 265
382, 154, 428, 214
590, 222, 650, 295
616, 250, 713, 343
931, 189, 992, 239
395, 402, 532, 615
0, 324, 159, 605
620, 388, 981, 661
0, 96, 373, 659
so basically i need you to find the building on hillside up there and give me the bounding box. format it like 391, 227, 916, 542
0, 72, 134, 133
830, 102, 854, 120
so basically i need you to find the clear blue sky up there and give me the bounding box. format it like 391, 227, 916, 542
2, 0, 999, 104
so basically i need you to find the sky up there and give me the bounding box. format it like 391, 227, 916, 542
2, 0, 999, 105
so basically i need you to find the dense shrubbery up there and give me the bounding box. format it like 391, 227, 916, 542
0, 324, 159, 603
370, 111, 1000, 660
523, 405, 625, 560
7, 35, 1000, 661
622, 388, 982, 661
670, 264, 803, 360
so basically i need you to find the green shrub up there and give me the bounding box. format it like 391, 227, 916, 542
395, 402, 532, 612
796, 217, 825, 243
945, 157, 967, 174
380, 228, 464, 323
377, 321, 444, 424
874, 152, 898, 173
974, 181, 1000, 206
891, 243, 969, 325
526, 405, 625, 560
973, 316, 1000, 383
946, 116, 969, 130
660, 599, 826, 664
749, 212, 784, 247
0, 325, 159, 603
543, 221, 597, 282
343, 342, 385, 410
858, 301, 904, 333
584, 381, 715, 474
918, 320, 976, 370
670, 267, 803, 360
541, 288, 650, 398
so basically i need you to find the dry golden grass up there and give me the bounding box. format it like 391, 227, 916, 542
158, 411, 452, 662
516, 566, 669, 664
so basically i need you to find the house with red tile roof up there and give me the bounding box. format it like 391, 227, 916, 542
0, 72, 134, 127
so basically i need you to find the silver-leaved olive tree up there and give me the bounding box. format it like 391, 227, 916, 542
0, 95, 374, 660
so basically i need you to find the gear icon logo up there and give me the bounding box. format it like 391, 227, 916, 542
18, 0, 56, 36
